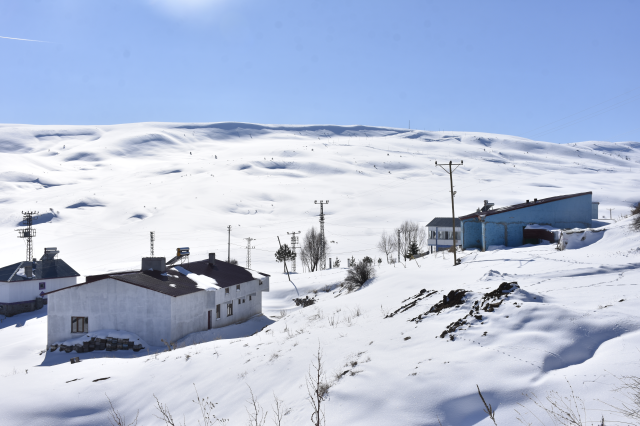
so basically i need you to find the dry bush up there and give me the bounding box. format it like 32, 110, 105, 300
307, 344, 330, 426
632, 202, 640, 232
343, 260, 376, 291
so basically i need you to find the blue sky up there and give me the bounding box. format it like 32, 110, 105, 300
1, 0, 639, 143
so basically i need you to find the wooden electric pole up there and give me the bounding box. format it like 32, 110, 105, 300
436, 160, 463, 266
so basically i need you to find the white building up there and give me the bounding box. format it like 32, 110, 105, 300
426, 217, 462, 252
46, 253, 270, 347
0, 248, 80, 317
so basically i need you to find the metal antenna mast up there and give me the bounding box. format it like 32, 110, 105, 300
227, 225, 232, 262
16, 211, 38, 262
244, 237, 256, 269
435, 160, 464, 266
150, 231, 155, 257
314, 200, 329, 270
287, 231, 301, 272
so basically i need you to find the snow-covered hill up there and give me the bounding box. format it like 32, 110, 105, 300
0, 123, 639, 425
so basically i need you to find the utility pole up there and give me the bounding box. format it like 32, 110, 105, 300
16, 211, 38, 262
244, 237, 255, 269
150, 231, 155, 257
608, 208, 615, 220
314, 200, 329, 270
227, 225, 232, 262
287, 231, 301, 272
436, 160, 463, 266
397, 229, 401, 263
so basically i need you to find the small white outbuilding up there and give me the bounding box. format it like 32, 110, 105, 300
0, 248, 80, 317
46, 253, 269, 347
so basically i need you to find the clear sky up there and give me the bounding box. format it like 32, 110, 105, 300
1, 0, 639, 144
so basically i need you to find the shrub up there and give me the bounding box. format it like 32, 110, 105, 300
632, 202, 640, 232
229, 259, 238, 265
343, 259, 376, 291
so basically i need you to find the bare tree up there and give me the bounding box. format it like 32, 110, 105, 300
271, 393, 287, 426
246, 385, 267, 426
306, 344, 330, 426
106, 394, 139, 426
300, 227, 329, 272
377, 231, 397, 263
394, 221, 426, 260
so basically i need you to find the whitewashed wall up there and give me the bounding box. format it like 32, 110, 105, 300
1, 276, 77, 304
47, 278, 173, 346
47, 275, 270, 347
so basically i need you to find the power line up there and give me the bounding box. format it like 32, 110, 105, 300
15, 211, 38, 262
244, 237, 256, 269
227, 225, 232, 262
436, 160, 463, 266
287, 231, 301, 272
315, 200, 329, 270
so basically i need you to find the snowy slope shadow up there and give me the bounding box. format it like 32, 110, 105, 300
177, 314, 275, 346
437, 390, 500, 426
542, 323, 632, 372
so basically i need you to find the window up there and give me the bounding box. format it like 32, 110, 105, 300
39, 282, 46, 290
71, 317, 88, 333
216, 304, 221, 319
225, 288, 229, 294
249, 295, 252, 301
242, 298, 245, 303
227, 303, 233, 316
238, 298, 242, 305
259, 280, 263, 286
236, 284, 240, 291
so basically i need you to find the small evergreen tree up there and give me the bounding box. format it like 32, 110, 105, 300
363, 256, 373, 265
274, 244, 296, 272
334, 257, 341, 268
378, 258, 382, 267
406, 240, 420, 258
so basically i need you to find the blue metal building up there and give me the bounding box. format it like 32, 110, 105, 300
460, 192, 593, 251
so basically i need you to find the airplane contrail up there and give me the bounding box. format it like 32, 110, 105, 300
0, 35, 48, 43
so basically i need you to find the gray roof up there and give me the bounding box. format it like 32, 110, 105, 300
46, 258, 267, 297
0, 259, 80, 282
459, 191, 592, 220
426, 217, 461, 227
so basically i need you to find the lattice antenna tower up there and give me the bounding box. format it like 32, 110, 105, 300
15, 211, 38, 262
287, 231, 301, 272
314, 200, 329, 270
245, 237, 256, 269
150, 231, 155, 257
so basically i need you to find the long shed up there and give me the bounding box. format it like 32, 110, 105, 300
459, 191, 593, 251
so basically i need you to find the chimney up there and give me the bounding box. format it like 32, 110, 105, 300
209, 253, 216, 267
534, 198, 538, 202
25, 262, 33, 278
526, 200, 530, 203
142, 257, 166, 273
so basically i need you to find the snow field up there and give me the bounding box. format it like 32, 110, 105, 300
0, 122, 639, 424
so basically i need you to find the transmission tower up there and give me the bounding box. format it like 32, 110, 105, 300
314, 200, 329, 270
436, 160, 464, 266
15, 211, 38, 262
150, 231, 155, 257
244, 237, 256, 269
287, 231, 301, 272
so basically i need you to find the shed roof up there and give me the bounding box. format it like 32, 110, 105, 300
459, 191, 592, 221
0, 259, 80, 282
46, 258, 267, 297
426, 217, 461, 227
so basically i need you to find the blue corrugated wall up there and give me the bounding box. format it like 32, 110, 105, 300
461, 193, 592, 250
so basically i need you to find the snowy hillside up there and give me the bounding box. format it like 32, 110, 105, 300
1, 122, 640, 425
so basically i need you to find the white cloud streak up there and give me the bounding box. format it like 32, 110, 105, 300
0, 35, 49, 43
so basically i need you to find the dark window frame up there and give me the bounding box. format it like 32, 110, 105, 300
216, 304, 221, 319
71, 316, 88, 333
39, 282, 46, 290
227, 303, 233, 316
